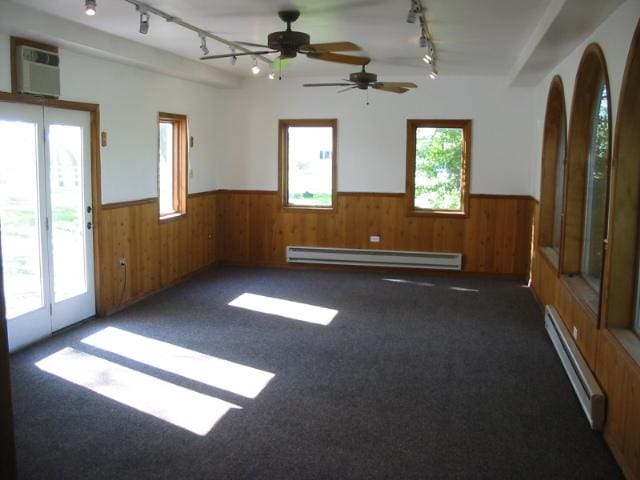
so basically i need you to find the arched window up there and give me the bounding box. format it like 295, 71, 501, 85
538, 76, 567, 267
562, 44, 611, 311
602, 19, 640, 335
581, 80, 609, 290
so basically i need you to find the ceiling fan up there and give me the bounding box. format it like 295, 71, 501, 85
303, 65, 418, 94
199, 10, 370, 66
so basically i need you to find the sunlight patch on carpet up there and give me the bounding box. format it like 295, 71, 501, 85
82, 327, 274, 399
36, 347, 240, 435
229, 293, 338, 325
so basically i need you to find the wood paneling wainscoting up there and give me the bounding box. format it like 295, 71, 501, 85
216, 191, 535, 276
531, 231, 640, 480
96, 192, 217, 315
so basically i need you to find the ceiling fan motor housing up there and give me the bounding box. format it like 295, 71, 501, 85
268, 30, 310, 58
350, 70, 377, 88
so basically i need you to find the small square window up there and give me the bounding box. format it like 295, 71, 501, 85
406, 120, 471, 216
279, 119, 336, 210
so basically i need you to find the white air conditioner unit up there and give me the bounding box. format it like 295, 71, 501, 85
15, 45, 60, 98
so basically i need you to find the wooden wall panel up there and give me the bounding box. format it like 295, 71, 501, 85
595, 330, 640, 480
572, 300, 598, 367
532, 249, 640, 480
97, 193, 217, 315
217, 192, 534, 276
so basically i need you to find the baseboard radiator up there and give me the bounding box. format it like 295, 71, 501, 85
544, 305, 605, 430
286, 246, 462, 270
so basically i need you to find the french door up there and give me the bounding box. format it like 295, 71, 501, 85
0, 103, 95, 352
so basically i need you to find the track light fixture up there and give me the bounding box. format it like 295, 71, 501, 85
122, 0, 272, 72
268, 71, 275, 80
199, 34, 209, 56
251, 57, 260, 75
406, 0, 421, 23
138, 8, 150, 34
85, 0, 96, 16
407, 1, 439, 77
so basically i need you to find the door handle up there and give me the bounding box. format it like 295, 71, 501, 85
87, 221, 93, 230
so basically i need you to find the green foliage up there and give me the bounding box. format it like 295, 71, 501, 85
592, 87, 609, 181
290, 192, 332, 206
414, 127, 463, 210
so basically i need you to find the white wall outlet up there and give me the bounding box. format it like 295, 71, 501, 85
369, 235, 381, 243
572, 326, 579, 340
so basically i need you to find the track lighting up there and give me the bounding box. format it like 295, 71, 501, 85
139, 10, 150, 34
85, 0, 96, 16
268, 71, 275, 80
407, 0, 422, 23
408, 1, 439, 77
199, 34, 209, 56
251, 57, 260, 75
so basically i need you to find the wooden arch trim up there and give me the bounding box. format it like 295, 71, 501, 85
602, 19, 640, 330
538, 75, 567, 264
561, 43, 612, 280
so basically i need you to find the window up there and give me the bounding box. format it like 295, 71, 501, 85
580, 82, 609, 291
279, 119, 336, 209
561, 44, 611, 311
552, 123, 567, 251
602, 20, 640, 337
158, 113, 187, 219
538, 76, 567, 266
406, 120, 471, 215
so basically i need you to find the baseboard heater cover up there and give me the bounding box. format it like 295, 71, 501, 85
544, 305, 605, 430
286, 246, 462, 270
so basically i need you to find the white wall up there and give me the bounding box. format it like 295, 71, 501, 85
221, 75, 536, 195
530, 0, 640, 199
0, 34, 234, 204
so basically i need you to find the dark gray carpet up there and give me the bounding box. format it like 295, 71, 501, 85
10, 267, 622, 479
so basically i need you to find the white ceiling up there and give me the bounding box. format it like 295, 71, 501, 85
5, 0, 626, 84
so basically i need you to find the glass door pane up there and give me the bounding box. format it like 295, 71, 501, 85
45, 107, 95, 333
0, 119, 44, 318
48, 125, 87, 302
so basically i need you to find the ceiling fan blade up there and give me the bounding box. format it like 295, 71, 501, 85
303, 83, 354, 87
372, 84, 410, 94
374, 82, 418, 89
307, 52, 371, 66
234, 41, 270, 49
304, 42, 362, 53
338, 86, 358, 93
200, 50, 276, 60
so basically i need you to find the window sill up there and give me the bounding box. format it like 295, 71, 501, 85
281, 205, 336, 214
407, 208, 468, 219
159, 212, 186, 223
610, 328, 640, 367
561, 274, 600, 320
539, 246, 559, 272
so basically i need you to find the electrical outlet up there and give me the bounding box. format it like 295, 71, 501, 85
119, 257, 127, 267
370, 235, 381, 243
572, 326, 579, 340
